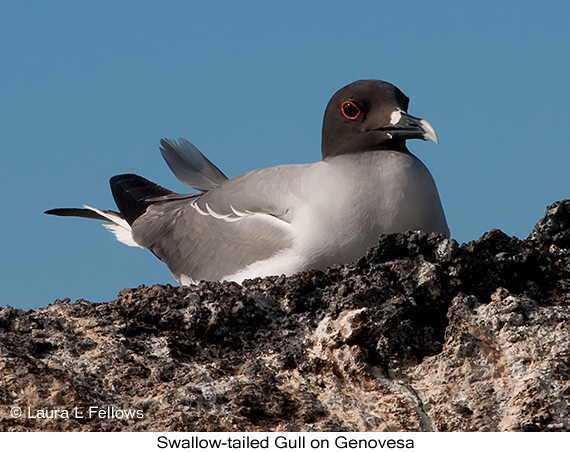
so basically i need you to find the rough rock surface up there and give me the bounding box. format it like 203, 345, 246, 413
1, 201, 569, 432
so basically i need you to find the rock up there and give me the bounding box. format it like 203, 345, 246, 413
1, 201, 569, 432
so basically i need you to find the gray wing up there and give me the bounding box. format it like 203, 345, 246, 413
131, 164, 311, 282
160, 138, 228, 192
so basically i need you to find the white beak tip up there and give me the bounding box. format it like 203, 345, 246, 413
420, 119, 439, 145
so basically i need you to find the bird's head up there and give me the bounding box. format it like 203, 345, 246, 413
321, 79, 438, 159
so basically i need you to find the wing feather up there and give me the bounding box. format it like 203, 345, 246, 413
160, 138, 228, 192
131, 164, 312, 282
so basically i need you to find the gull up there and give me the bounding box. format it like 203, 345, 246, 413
46, 79, 449, 284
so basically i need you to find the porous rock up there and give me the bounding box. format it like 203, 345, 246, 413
1, 201, 569, 431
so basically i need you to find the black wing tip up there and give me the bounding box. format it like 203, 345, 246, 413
44, 207, 82, 216
110, 173, 144, 185
110, 174, 174, 225
44, 207, 110, 221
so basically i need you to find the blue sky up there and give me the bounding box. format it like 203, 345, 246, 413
2, 1, 569, 310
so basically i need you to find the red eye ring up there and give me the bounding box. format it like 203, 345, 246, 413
341, 100, 361, 120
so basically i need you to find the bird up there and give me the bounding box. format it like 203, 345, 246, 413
46, 79, 449, 285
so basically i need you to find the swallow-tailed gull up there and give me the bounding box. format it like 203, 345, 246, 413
46, 79, 449, 284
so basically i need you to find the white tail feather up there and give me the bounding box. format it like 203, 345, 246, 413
83, 205, 142, 248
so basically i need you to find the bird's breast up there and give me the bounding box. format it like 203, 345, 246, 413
290, 151, 447, 267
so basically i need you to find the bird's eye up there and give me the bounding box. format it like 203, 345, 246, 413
341, 101, 361, 120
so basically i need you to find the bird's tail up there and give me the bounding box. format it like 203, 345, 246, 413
45, 174, 177, 248
44, 205, 142, 248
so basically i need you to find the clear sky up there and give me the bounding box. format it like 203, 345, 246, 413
2, 1, 569, 310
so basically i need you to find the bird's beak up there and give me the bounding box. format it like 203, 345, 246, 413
379, 112, 439, 144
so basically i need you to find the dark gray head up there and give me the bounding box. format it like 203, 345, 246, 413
321, 79, 438, 159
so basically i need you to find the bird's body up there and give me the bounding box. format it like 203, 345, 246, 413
46, 80, 449, 284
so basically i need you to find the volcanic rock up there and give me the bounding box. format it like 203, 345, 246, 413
1, 201, 569, 431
